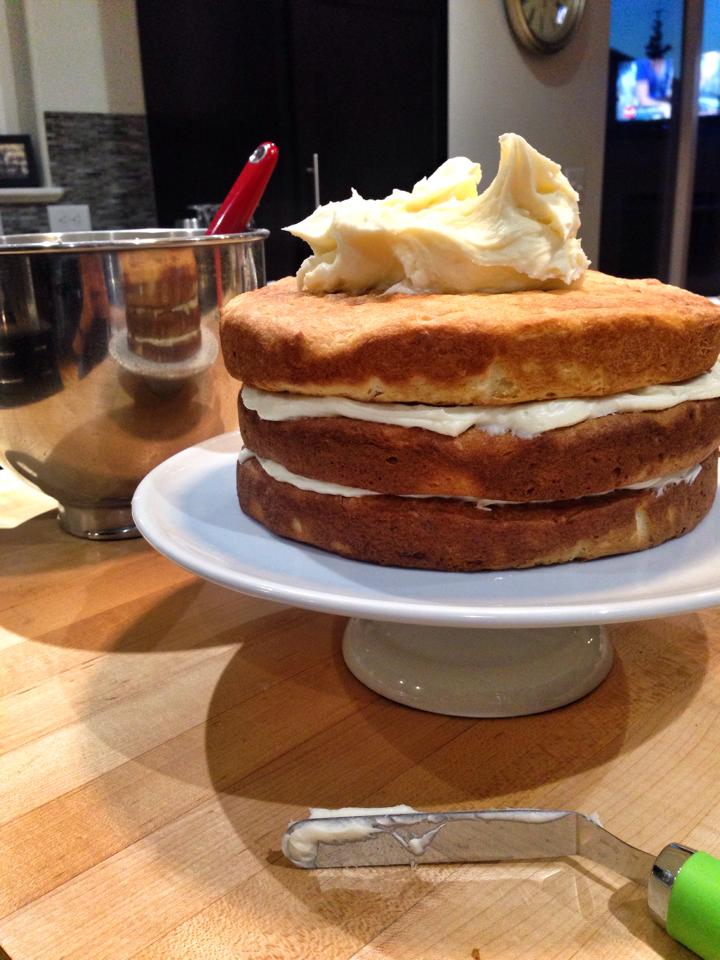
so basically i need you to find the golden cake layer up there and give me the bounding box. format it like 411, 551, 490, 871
221, 272, 720, 405
237, 396, 720, 502
237, 453, 717, 572
120, 249, 199, 308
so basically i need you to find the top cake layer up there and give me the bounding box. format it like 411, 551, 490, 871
120, 249, 198, 309
221, 271, 720, 405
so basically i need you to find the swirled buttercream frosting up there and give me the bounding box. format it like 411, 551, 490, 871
286, 133, 589, 295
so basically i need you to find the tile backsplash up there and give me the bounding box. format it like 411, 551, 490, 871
0, 204, 50, 235
0, 111, 157, 235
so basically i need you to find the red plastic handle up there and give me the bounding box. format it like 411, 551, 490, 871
207, 142, 279, 235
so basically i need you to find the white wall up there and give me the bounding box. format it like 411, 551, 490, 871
0, 0, 145, 182
23, 0, 145, 115
449, 0, 611, 263
0, 0, 38, 139
0, 0, 19, 130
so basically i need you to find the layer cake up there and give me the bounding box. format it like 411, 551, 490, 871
120, 248, 202, 363
220, 135, 720, 571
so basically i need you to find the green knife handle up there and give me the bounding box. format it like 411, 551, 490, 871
666, 850, 720, 959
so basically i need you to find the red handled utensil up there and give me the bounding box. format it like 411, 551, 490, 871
207, 141, 279, 235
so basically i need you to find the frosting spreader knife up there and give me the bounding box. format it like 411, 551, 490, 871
283, 807, 720, 959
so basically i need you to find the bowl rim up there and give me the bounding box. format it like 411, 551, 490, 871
0, 227, 269, 254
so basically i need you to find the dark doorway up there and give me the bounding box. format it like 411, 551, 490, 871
136, 0, 448, 280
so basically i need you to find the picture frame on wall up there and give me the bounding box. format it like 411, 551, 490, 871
0, 135, 39, 188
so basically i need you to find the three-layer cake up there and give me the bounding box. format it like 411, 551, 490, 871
121, 248, 202, 363
220, 135, 720, 570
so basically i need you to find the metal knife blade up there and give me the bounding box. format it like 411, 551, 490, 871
283, 808, 654, 885
577, 815, 654, 885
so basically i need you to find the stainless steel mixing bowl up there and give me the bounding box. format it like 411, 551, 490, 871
0, 228, 267, 539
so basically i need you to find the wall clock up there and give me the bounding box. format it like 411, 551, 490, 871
504, 0, 586, 54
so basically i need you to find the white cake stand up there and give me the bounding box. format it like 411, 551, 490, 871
132, 433, 720, 717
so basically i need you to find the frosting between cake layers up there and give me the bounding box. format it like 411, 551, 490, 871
241, 358, 720, 439
286, 133, 588, 295
237, 448, 702, 506
129, 330, 200, 348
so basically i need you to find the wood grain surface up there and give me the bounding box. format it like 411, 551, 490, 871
2, 468, 719, 960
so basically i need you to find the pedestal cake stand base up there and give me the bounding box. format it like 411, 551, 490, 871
342, 620, 612, 716
132, 434, 720, 720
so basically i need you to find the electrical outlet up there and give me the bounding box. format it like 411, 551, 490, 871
47, 204, 92, 233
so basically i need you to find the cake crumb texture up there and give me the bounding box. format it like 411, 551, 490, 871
221, 272, 720, 405
236, 453, 717, 572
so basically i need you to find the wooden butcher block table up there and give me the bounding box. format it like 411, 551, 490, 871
2, 467, 720, 960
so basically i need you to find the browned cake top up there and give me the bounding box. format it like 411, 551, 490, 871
120, 249, 198, 309
221, 271, 720, 405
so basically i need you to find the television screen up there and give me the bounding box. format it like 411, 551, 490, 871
699, 50, 720, 116
616, 57, 673, 121
616, 51, 720, 121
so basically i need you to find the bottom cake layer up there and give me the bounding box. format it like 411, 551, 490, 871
237, 453, 718, 571
126, 302, 202, 363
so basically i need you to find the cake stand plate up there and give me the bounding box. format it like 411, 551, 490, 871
132, 434, 720, 717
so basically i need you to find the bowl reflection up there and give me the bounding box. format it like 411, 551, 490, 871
0, 228, 265, 539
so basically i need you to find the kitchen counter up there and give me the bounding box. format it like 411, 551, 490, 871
2, 467, 720, 960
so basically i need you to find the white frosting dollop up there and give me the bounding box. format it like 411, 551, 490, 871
241, 358, 720, 439
285, 133, 588, 295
